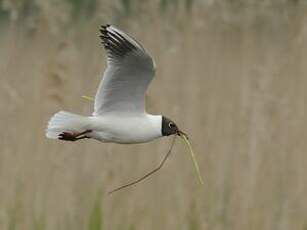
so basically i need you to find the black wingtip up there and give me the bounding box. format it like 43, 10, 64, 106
99, 25, 111, 37
99, 24, 139, 58
101, 24, 111, 29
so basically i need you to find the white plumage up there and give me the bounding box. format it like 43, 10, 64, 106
46, 25, 176, 144
46, 111, 89, 139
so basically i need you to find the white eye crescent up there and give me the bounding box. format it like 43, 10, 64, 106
168, 122, 175, 128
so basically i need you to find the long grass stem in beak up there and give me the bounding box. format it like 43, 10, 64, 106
177, 130, 188, 139
108, 136, 177, 194
179, 133, 204, 185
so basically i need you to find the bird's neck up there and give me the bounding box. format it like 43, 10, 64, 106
146, 114, 163, 137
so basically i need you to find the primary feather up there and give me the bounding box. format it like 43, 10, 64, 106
93, 25, 155, 116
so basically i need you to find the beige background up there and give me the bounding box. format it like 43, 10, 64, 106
0, 1, 307, 229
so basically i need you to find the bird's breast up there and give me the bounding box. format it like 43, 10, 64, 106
89, 114, 162, 144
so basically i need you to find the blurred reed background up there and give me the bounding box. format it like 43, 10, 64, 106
1, 0, 307, 229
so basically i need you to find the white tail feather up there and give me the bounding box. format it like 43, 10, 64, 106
46, 111, 90, 139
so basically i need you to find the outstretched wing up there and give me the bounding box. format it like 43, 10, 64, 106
93, 25, 155, 116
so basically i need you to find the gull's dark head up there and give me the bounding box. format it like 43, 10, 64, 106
161, 116, 186, 137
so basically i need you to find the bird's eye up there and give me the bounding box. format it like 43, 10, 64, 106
168, 122, 175, 129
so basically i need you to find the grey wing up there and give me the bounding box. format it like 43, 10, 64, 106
93, 25, 155, 116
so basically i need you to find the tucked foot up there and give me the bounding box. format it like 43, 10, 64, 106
58, 130, 92, 141
58, 132, 78, 141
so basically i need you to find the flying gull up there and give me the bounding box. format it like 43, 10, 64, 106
46, 24, 185, 143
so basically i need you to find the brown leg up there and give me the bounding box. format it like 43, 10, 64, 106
58, 130, 92, 141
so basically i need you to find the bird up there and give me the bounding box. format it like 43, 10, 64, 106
46, 24, 185, 144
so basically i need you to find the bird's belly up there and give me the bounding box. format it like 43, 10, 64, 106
88, 115, 162, 144
91, 130, 158, 144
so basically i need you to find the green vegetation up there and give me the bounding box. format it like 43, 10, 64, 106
67, 0, 96, 19
0, 0, 302, 24
33, 216, 46, 230
88, 190, 103, 230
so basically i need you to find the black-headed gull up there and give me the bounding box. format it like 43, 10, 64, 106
46, 24, 184, 144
